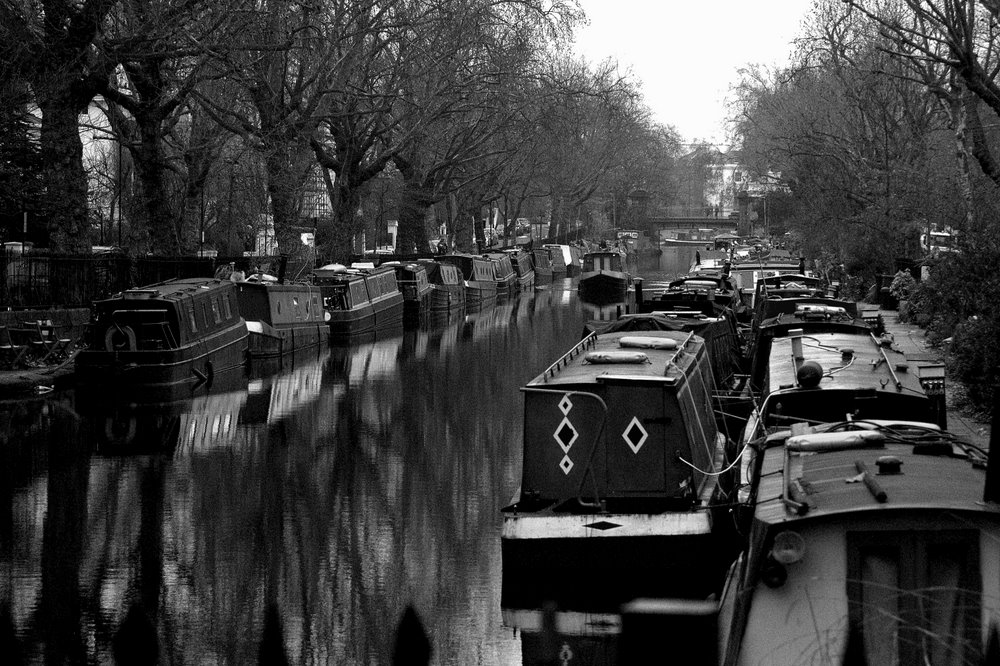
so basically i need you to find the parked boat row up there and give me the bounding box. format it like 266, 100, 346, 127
71, 246, 550, 394
502, 241, 999, 664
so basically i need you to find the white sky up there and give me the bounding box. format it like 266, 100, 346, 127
571, 1, 812, 147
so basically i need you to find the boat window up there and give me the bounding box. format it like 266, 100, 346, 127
847, 530, 980, 664
188, 305, 198, 333
293, 296, 299, 309
203, 303, 212, 329
210, 297, 222, 324
222, 294, 232, 320
276, 299, 282, 315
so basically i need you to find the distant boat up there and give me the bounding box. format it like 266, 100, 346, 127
543, 244, 568, 276
578, 249, 633, 303
234, 280, 326, 358
416, 259, 466, 316
531, 248, 553, 281
504, 248, 536, 291
482, 252, 518, 299
76, 277, 249, 391
384, 261, 433, 325
438, 253, 497, 311
312, 263, 404, 336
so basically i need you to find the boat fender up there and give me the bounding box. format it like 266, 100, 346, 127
619, 336, 678, 350
105, 325, 137, 352
584, 351, 650, 364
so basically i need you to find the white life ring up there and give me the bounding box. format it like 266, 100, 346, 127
105, 325, 137, 352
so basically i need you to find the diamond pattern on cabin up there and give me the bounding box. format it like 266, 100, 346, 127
554, 417, 578, 453
584, 520, 622, 531
558, 394, 573, 415
560, 455, 574, 475
623, 416, 648, 454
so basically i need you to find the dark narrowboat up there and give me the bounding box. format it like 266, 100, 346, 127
531, 248, 553, 281
483, 252, 517, 299
578, 249, 633, 303
385, 261, 433, 325
416, 259, 466, 316
311, 263, 404, 336
501, 329, 731, 609
75, 278, 249, 391
233, 279, 327, 358
505, 248, 536, 291
438, 253, 497, 311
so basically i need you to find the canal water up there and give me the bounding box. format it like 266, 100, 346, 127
0, 250, 695, 665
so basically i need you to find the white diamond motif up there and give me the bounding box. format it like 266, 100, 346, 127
554, 417, 579, 453
558, 394, 573, 415
623, 416, 648, 454
560, 455, 574, 475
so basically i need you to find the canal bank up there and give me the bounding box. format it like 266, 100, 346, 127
878, 308, 991, 450
1, 308, 89, 398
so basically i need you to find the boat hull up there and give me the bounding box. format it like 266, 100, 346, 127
578, 270, 630, 303
75, 325, 248, 390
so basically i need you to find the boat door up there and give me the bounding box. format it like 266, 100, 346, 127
599, 378, 689, 497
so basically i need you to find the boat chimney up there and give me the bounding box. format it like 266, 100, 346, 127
984, 386, 1000, 504
634, 277, 643, 307
790, 328, 804, 361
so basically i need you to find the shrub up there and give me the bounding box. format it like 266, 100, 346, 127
890, 270, 918, 322
947, 314, 999, 413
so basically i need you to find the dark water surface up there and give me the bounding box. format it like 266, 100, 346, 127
1, 281, 597, 665
1, 253, 694, 665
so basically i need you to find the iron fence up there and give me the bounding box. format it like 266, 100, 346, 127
1, 251, 314, 309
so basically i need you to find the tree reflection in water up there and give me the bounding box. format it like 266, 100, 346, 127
1, 287, 585, 664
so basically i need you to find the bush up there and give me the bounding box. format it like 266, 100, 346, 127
890, 270, 918, 322
947, 315, 999, 413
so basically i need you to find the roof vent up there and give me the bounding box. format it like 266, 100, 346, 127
875, 456, 903, 475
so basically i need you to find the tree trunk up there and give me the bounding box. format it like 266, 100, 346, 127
38, 100, 91, 254
263, 138, 310, 256
396, 183, 435, 255
134, 115, 178, 254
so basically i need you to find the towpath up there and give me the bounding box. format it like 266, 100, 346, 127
878, 308, 991, 451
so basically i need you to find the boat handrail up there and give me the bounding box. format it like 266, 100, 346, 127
870, 332, 903, 391
541, 333, 598, 381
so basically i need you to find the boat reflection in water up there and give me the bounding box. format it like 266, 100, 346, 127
1, 288, 593, 664
503, 605, 621, 666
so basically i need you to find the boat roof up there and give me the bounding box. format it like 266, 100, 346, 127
754, 432, 999, 528
766, 331, 936, 396
526, 330, 701, 388
106, 277, 233, 303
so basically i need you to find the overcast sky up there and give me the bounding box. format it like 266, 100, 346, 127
571, 1, 812, 147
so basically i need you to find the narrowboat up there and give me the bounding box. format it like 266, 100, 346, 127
736, 327, 949, 517
75, 278, 249, 391
233, 280, 326, 358
501, 329, 731, 608
577, 249, 633, 303
503, 248, 536, 291
483, 252, 517, 299
543, 244, 568, 276
384, 261, 433, 325
531, 248, 553, 281
566, 244, 583, 276
438, 253, 497, 311
311, 263, 404, 336
416, 258, 466, 316
717, 422, 1000, 665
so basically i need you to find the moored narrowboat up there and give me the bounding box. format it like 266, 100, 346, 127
311, 263, 404, 336
531, 248, 553, 281
501, 329, 731, 608
543, 244, 568, 276
75, 278, 249, 391
385, 261, 433, 325
717, 423, 1000, 665
417, 258, 466, 316
578, 249, 633, 303
483, 252, 517, 299
505, 248, 536, 291
234, 280, 326, 358
438, 253, 497, 311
